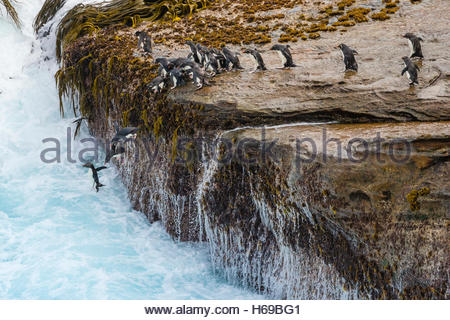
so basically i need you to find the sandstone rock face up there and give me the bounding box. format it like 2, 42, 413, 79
74, 0, 449, 298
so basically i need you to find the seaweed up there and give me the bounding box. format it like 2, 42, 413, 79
33, 0, 67, 33
54, 0, 213, 62
1, 0, 21, 28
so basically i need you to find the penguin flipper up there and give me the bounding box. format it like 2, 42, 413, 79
96, 166, 108, 172
401, 67, 408, 76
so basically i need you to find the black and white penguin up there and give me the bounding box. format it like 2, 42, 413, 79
205, 52, 220, 75
112, 124, 139, 144
135, 31, 152, 54
147, 76, 166, 94
401, 56, 419, 86
188, 69, 211, 90
82, 162, 107, 192
196, 44, 209, 66
270, 44, 296, 68
403, 33, 424, 59
169, 68, 185, 89
222, 47, 243, 70
155, 57, 171, 79
186, 40, 200, 64
104, 143, 125, 164
243, 48, 267, 72
210, 48, 228, 70
338, 43, 358, 72
169, 57, 200, 73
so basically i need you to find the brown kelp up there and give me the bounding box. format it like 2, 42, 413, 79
1, 0, 21, 28
33, 0, 67, 33
55, 0, 213, 62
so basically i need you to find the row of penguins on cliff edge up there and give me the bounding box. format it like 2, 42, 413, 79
135, 31, 424, 92
338, 33, 424, 86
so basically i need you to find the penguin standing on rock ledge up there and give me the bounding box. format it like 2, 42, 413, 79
169, 68, 185, 89
243, 48, 267, 72
403, 33, 424, 59
270, 44, 296, 68
135, 31, 152, 54
222, 47, 244, 70
338, 44, 358, 72
401, 56, 419, 86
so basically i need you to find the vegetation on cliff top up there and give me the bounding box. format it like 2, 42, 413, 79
34, 0, 409, 63
33, 0, 213, 62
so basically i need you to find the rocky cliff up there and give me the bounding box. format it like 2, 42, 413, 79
49, 0, 449, 298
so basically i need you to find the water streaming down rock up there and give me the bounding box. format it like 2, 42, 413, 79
193, 132, 356, 299
0, 0, 260, 299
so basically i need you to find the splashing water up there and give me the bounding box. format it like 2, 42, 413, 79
0, 0, 260, 299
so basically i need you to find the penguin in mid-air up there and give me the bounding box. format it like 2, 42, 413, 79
338, 43, 358, 72
403, 33, 424, 59
135, 31, 152, 54
401, 56, 419, 86
82, 162, 107, 192
222, 47, 244, 70
270, 44, 296, 68
243, 48, 267, 72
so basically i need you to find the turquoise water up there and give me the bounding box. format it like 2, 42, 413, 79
0, 1, 258, 299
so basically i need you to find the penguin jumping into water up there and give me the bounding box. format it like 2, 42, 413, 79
243, 48, 267, 72
222, 47, 244, 70
338, 43, 358, 72
82, 162, 107, 192
401, 56, 419, 86
403, 33, 424, 59
135, 31, 152, 54
270, 44, 296, 68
